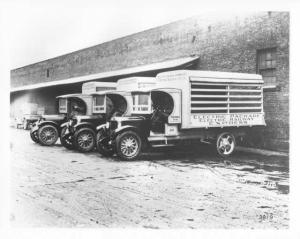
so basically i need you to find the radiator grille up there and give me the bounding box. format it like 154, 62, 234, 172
190, 82, 263, 114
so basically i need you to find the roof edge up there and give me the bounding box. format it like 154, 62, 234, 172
10, 56, 199, 93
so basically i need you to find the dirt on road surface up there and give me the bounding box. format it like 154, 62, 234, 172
10, 128, 289, 228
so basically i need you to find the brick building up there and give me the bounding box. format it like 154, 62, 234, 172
10, 12, 289, 151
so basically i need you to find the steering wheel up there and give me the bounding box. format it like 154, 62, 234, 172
151, 106, 169, 121
151, 107, 160, 120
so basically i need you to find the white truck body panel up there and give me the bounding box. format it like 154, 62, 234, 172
156, 70, 265, 129
82, 82, 116, 94
117, 77, 156, 91
56, 94, 94, 115
91, 91, 133, 115
91, 77, 158, 115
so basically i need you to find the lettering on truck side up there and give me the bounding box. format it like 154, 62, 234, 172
191, 113, 264, 127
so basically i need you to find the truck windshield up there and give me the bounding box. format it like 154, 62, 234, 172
132, 93, 151, 113
93, 95, 106, 113
58, 98, 68, 113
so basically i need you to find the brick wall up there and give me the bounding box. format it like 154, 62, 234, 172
10, 12, 289, 151
11, 12, 288, 87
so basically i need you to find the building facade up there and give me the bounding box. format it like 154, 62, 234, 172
10, 12, 289, 151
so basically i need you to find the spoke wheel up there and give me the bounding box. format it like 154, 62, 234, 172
30, 130, 39, 143
216, 132, 236, 157
74, 128, 95, 152
116, 130, 142, 161
38, 125, 59, 146
96, 129, 114, 157
60, 126, 74, 150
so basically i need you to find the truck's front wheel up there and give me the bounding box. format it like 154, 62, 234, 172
216, 132, 236, 157
38, 125, 59, 146
74, 128, 95, 152
116, 130, 142, 160
30, 130, 39, 143
60, 126, 74, 150
96, 129, 114, 157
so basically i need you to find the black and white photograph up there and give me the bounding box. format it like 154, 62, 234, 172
1, 0, 299, 238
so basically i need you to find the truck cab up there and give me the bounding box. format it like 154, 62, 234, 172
98, 70, 266, 160
63, 77, 157, 153
30, 81, 116, 146
101, 88, 180, 159
30, 93, 91, 146
61, 90, 131, 152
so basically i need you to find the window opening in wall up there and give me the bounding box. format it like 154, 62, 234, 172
46, 69, 50, 78
257, 48, 277, 88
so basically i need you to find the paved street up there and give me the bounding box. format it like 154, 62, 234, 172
10, 128, 289, 228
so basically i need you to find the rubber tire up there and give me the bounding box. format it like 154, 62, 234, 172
38, 125, 59, 146
74, 127, 96, 153
115, 130, 142, 161
216, 132, 236, 157
96, 129, 114, 157
60, 126, 74, 150
30, 130, 39, 143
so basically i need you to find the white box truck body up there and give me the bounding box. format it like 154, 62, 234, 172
156, 70, 265, 129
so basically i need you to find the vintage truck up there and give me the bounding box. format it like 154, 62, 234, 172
60, 90, 131, 152
30, 82, 116, 146
61, 77, 157, 152
96, 70, 266, 160
13, 103, 44, 130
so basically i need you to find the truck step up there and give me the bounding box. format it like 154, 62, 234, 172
151, 144, 176, 147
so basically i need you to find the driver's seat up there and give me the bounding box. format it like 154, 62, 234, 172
151, 108, 168, 133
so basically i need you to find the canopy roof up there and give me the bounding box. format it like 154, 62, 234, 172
11, 56, 199, 92
56, 93, 89, 99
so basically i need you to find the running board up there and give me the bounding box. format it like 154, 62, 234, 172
148, 134, 203, 142
151, 144, 176, 147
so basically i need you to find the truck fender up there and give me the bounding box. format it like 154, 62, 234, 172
111, 125, 140, 140
60, 122, 69, 128
38, 121, 60, 129
74, 122, 95, 131
96, 123, 107, 131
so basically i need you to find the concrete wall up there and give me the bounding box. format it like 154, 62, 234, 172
10, 12, 289, 151
10, 84, 82, 119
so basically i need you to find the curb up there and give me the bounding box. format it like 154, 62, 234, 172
236, 146, 289, 157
